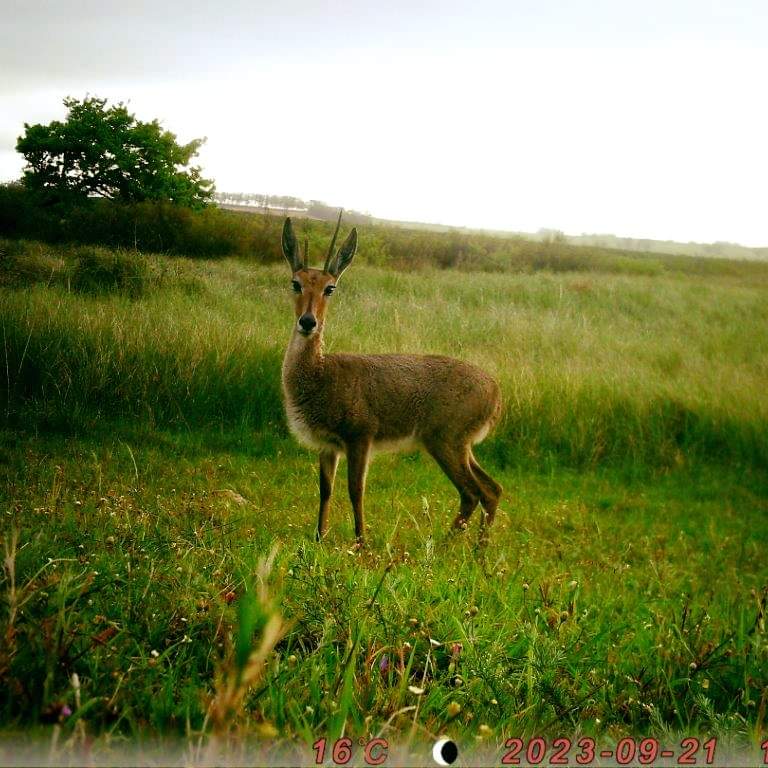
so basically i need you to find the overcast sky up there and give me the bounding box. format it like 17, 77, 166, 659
2, 1, 767, 245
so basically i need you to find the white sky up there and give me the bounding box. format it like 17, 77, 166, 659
1, 1, 767, 245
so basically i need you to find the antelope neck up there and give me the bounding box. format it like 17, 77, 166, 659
284, 327, 325, 373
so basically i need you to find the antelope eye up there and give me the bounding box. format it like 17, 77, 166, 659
323, 284, 336, 296
291, 280, 302, 294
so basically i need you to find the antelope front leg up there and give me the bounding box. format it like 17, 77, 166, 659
317, 450, 340, 541
346, 439, 371, 545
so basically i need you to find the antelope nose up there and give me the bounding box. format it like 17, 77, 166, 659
298, 314, 317, 332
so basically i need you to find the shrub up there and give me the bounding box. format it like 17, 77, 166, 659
0, 239, 66, 286
70, 247, 154, 298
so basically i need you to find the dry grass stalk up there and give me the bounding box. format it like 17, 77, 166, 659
206, 547, 287, 734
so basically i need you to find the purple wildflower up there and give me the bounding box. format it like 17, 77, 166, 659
379, 654, 389, 673
60, 705, 72, 718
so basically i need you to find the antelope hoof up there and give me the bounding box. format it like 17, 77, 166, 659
452, 516, 470, 532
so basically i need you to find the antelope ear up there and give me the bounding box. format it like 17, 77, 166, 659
281, 218, 303, 272
330, 228, 357, 278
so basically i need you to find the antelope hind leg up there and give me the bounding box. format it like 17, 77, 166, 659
425, 442, 483, 531
470, 452, 502, 538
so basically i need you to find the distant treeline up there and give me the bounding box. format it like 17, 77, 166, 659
215, 191, 374, 225
215, 191, 768, 262
1, 182, 762, 276
562, 231, 768, 262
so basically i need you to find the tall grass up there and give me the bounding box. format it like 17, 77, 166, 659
1, 239, 767, 471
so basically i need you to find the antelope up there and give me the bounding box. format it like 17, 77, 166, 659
281, 212, 503, 545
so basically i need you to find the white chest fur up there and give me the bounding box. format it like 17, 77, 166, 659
282, 335, 329, 449
284, 394, 330, 450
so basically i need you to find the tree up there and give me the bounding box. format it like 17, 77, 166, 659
16, 96, 214, 208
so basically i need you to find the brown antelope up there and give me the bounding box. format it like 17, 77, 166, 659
281, 212, 503, 545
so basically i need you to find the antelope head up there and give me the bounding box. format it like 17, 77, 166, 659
282, 211, 358, 337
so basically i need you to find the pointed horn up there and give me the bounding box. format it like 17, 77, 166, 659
323, 209, 344, 273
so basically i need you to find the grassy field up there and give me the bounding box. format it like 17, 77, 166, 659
1, 239, 767, 764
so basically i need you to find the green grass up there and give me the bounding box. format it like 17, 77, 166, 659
1, 239, 767, 761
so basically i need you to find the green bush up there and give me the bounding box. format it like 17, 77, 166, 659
0, 183, 27, 235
